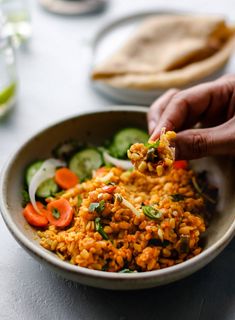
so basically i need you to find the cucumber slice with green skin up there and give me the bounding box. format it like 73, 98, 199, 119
69, 148, 103, 181
36, 178, 59, 198
109, 128, 149, 159
26, 160, 43, 186
25, 160, 59, 198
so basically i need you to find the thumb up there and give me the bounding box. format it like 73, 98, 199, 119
174, 122, 235, 160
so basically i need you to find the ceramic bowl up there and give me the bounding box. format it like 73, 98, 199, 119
1, 106, 235, 290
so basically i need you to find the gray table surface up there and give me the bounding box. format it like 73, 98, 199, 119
0, 0, 235, 319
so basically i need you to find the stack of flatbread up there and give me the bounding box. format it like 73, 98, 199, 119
92, 15, 235, 90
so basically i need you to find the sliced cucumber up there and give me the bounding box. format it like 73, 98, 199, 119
36, 178, 59, 198
69, 148, 103, 181
26, 160, 43, 186
25, 160, 59, 198
109, 128, 149, 159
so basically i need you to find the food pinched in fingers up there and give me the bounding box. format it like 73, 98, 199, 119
128, 129, 176, 176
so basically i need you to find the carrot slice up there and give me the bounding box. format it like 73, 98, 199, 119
47, 198, 73, 227
173, 160, 188, 169
23, 202, 48, 227
55, 167, 78, 189
94, 167, 108, 177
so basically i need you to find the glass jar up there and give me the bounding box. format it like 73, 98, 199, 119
0, 32, 17, 118
0, 0, 31, 47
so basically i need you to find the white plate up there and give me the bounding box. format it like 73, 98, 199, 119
90, 10, 227, 105
39, 0, 107, 15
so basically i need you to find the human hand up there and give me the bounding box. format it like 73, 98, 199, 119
148, 75, 235, 159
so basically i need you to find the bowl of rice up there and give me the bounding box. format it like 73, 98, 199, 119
1, 106, 235, 290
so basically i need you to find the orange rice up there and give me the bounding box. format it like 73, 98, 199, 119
128, 130, 176, 176
37, 165, 207, 272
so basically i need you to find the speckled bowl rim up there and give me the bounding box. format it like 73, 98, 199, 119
1, 106, 235, 282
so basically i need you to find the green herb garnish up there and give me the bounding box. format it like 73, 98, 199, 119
95, 217, 109, 240
89, 203, 99, 212
145, 140, 160, 149
171, 194, 186, 202
52, 208, 60, 219
142, 205, 162, 220
89, 200, 105, 213
77, 195, 82, 207
22, 189, 30, 207
97, 199, 105, 212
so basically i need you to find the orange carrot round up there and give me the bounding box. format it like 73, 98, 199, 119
173, 160, 188, 170
23, 202, 48, 227
94, 167, 108, 177
55, 167, 78, 189
47, 198, 73, 227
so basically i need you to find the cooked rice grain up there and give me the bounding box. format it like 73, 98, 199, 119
38, 166, 207, 272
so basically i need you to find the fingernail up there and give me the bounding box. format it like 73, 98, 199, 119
148, 120, 156, 134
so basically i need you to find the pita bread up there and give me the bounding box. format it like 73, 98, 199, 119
92, 15, 235, 90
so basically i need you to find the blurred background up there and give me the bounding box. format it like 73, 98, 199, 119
1, 0, 235, 165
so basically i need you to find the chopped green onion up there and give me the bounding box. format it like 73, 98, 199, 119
142, 205, 162, 220
95, 217, 109, 240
